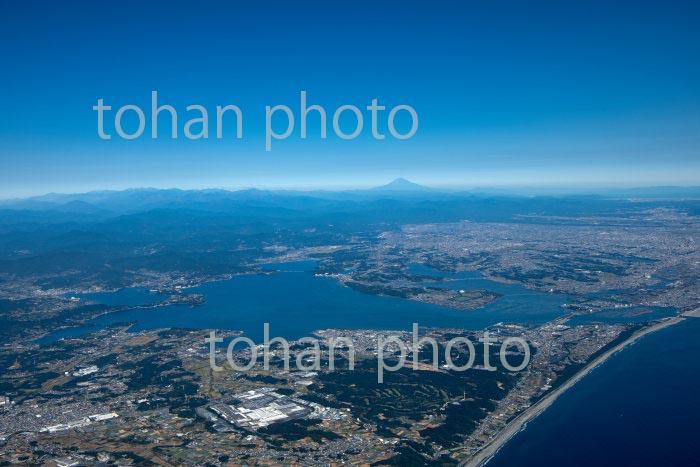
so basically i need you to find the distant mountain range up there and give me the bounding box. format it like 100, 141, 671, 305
1, 180, 700, 221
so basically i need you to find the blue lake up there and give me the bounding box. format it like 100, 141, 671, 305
37, 262, 698, 467
565, 306, 677, 325
37, 288, 169, 344
40, 263, 567, 343
34, 324, 105, 346
417, 275, 568, 323
67, 287, 167, 307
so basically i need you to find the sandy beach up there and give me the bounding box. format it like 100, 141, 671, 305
460, 315, 686, 467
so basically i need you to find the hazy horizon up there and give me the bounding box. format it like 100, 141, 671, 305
4, 177, 700, 202
2, 1, 698, 198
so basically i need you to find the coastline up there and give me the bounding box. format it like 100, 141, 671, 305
459, 315, 687, 467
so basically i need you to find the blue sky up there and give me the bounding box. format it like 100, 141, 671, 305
1, 1, 699, 197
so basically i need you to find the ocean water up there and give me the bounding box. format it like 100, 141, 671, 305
40, 263, 566, 343
487, 317, 700, 467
